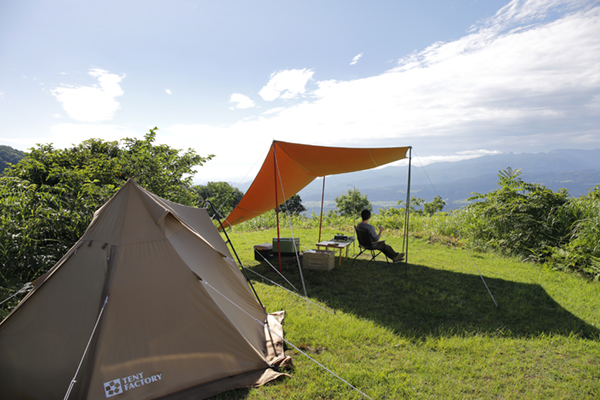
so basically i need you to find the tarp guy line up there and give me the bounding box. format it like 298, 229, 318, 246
459, 232, 499, 309
274, 151, 311, 313
227, 224, 300, 293
0, 282, 32, 306
201, 279, 374, 400
243, 267, 335, 315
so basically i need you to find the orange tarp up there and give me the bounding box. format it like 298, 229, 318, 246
223, 141, 410, 227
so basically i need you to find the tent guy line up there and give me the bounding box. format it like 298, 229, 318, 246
64, 296, 109, 400
201, 278, 373, 400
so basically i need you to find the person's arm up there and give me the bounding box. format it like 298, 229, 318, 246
366, 224, 380, 242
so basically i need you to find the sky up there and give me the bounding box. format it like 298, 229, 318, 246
1, 0, 599, 185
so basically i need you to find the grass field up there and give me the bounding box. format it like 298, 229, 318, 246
212, 226, 600, 399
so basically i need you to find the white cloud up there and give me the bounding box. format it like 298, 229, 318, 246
258, 69, 315, 101
167, 0, 599, 183
262, 107, 285, 115
166, 89, 172, 95
229, 93, 256, 109
51, 69, 125, 123
350, 53, 363, 65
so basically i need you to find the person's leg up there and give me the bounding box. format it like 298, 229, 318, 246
375, 242, 398, 259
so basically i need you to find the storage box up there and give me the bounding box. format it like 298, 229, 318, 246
272, 237, 300, 256
303, 250, 335, 271
254, 243, 273, 261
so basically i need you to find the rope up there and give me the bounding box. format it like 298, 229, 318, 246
274, 157, 310, 312
0, 282, 33, 306
63, 296, 109, 400
227, 225, 300, 293
459, 233, 499, 308
200, 279, 373, 400
244, 267, 335, 314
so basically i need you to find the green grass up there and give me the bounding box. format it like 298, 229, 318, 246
2, 225, 599, 399
213, 226, 600, 399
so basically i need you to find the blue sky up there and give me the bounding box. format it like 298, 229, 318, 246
1, 0, 599, 184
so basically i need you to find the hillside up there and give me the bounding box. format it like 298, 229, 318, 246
0, 145, 25, 174
287, 148, 600, 212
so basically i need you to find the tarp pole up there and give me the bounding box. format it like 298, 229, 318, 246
273, 143, 282, 272
403, 147, 412, 276
318, 176, 326, 243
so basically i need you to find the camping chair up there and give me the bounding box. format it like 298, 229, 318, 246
353, 227, 390, 267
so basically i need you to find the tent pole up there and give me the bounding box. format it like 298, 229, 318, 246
318, 176, 326, 243
403, 147, 412, 276
273, 144, 282, 272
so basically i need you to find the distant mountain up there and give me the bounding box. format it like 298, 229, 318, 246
0, 145, 25, 174
236, 149, 600, 213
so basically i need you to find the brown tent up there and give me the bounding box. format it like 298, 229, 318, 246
0, 180, 288, 399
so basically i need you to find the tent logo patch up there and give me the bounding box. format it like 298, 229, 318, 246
103, 372, 162, 398
103, 379, 123, 397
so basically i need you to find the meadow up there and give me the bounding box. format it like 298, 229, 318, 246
210, 225, 600, 399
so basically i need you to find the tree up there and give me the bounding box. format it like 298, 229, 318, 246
397, 196, 425, 215
278, 194, 307, 215
335, 189, 371, 217
0, 128, 213, 280
466, 168, 573, 260
194, 181, 244, 218
424, 196, 446, 216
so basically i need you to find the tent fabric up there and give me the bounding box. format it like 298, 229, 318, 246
223, 141, 410, 227
0, 180, 288, 400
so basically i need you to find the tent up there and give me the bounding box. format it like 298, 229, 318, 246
224, 141, 411, 228
222, 141, 412, 267
0, 180, 288, 400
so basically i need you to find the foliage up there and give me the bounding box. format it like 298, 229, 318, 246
424, 195, 446, 216
0, 145, 25, 174
0, 128, 212, 280
194, 181, 244, 218
397, 195, 445, 216
278, 194, 306, 216
545, 185, 600, 278
334, 188, 371, 217
463, 168, 574, 262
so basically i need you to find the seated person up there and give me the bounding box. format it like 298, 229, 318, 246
356, 209, 404, 262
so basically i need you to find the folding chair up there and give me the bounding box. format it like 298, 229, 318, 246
353, 227, 390, 267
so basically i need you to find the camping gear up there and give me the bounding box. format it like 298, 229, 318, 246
302, 250, 335, 271
254, 243, 273, 261
0, 180, 289, 400
221, 141, 412, 271
272, 237, 300, 256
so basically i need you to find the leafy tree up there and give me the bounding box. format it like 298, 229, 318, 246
0, 128, 213, 280
397, 196, 425, 215
424, 196, 446, 216
194, 181, 244, 218
466, 167, 574, 261
278, 194, 307, 215
335, 189, 371, 217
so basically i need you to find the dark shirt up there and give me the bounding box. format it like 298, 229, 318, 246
356, 222, 379, 243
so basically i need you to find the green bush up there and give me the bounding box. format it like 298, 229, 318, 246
0, 128, 212, 281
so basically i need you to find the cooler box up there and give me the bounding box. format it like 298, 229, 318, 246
254, 243, 273, 261
272, 237, 300, 256
303, 250, 335, 271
